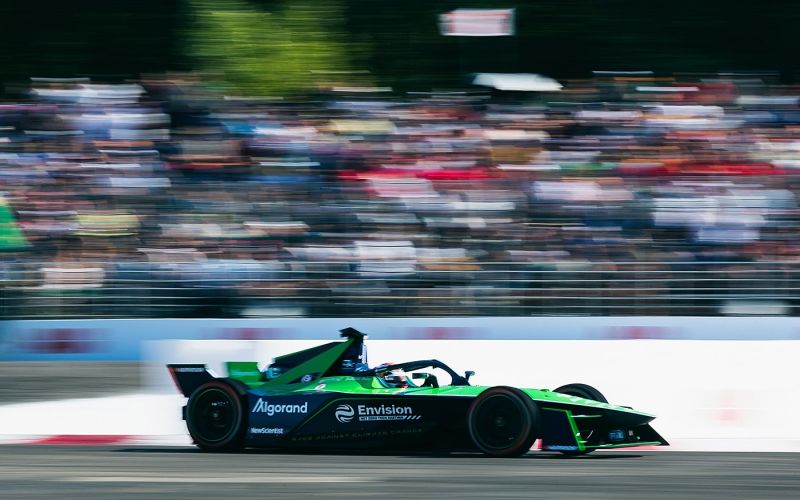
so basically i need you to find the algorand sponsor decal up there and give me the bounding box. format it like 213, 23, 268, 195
251, 398, 308, 416
249, 427, 285, 435
335, 403, 421, 423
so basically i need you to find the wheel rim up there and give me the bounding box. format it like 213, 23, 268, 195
472, 394, 527, 450
190, 388, 238, 443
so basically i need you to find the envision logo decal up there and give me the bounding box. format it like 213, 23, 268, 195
335, 404, 355, 423
252, 398, 308, 416
335, 403, 420, 423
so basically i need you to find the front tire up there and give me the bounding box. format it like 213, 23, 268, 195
467, 386, 540, 457
553, 383, 608, 403
185, 380, 246, 452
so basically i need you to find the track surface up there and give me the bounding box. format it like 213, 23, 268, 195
1, 446, 798, 499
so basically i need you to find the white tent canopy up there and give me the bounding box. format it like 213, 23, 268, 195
472, 73, 563, 92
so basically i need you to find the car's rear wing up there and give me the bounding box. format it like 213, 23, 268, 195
167, 364, 215, 397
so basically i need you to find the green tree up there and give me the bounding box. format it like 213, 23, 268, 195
186, 0, 356, 96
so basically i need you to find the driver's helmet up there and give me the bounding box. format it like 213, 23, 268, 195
379, 364, 408, 388
264, 364, 283, 380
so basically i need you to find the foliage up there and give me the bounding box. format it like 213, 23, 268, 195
186, 0, 356, 96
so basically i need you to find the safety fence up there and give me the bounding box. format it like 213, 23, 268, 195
2, 260, 799, 319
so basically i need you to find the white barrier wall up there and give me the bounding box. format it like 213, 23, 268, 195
4, 316, 800, 360
148, 339, 800, 452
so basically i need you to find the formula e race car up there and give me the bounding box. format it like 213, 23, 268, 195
168, 328, 667, 456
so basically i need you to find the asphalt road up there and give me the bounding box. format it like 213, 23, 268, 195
1, 446, 797, 499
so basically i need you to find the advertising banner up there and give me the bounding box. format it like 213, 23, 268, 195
439, 9, 515, 37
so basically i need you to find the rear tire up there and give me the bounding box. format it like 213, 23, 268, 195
467, 386, 540, 457
553, 383, 607, 456
186, 380, 247, 452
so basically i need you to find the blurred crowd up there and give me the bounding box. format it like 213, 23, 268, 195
3, 74, 800, 318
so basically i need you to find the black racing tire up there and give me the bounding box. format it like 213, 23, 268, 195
467, 386, 540, 457
553, 383, 608, 403
185, 380, 247, 452
553, 383, 607, 456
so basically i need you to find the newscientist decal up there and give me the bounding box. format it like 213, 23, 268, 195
335, 403, 421, 423
249, 427, 285, 435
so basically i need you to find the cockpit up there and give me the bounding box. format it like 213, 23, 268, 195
363, 360, 474, 388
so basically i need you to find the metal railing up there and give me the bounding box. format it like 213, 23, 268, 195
1, 260, 798, 318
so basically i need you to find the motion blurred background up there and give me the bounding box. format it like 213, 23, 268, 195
1, 0, 800, 464
3, 0, 800, 320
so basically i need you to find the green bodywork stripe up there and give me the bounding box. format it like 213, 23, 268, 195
226, 361, 263, 384
262, 338, 354, 387
542, 407, 585, 452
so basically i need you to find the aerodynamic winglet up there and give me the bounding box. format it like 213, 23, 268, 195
340, 327, 366, 339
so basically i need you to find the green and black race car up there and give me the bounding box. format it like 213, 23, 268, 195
168, 328, 667, 457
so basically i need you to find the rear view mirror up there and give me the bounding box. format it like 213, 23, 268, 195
412, 372, 430, 380
465, 371, 475, 381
